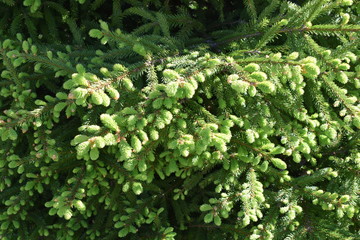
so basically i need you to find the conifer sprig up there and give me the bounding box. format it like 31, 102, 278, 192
0, 0, 359, 239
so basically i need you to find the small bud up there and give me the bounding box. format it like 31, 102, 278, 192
279, 19, 288, 26
340, 13, 350, 25
74, 200, 86, 211
338, 63, 350, 71
256, 81, 276, 94
227, 74, 239, 83
338, 0, 353, 6
248, 85, 257, 97
163, 69, 180, 80
304, 21, 312, 28
250, 72, 267, 82
353, 116, 360, 129
337, 71, 348, 84
132, 182, 143, 195
244, 63, 260, 73
270, 158, 287, 169
288, 52, 299, 60
339, 195, 350, 203
91, 92, 103, 105
302, 63, 320, 79
100, 114, 119, 132
231, 80, 250, 94
64, 209, 72, 220
322, 50, 331, 57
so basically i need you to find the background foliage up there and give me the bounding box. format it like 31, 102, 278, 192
0, 0, 359, 239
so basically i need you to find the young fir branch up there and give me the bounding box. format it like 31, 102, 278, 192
0, 0, 359, 239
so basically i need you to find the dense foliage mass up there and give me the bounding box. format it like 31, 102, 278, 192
0, 0, 359, 239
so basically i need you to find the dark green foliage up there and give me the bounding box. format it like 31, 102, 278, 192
0, 0, 359, 239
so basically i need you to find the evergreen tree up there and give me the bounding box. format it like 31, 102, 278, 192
0, 0, 359, 239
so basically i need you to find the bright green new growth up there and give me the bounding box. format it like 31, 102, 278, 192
0, 0, 359, 239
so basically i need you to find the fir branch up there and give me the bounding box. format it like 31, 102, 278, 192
243, 0, 257, 23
